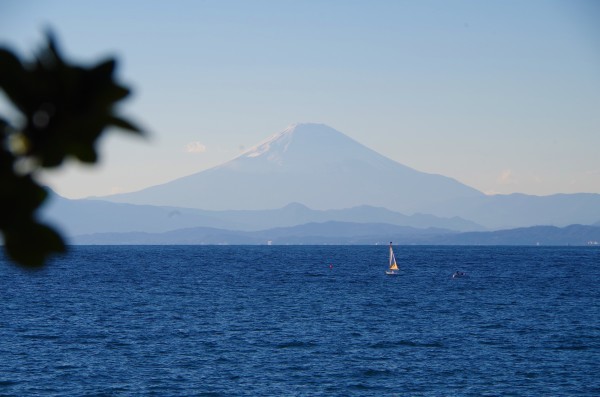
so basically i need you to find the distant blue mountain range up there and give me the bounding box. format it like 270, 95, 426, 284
42, 123, 600, 239
42, 192, 484, 239
94, 123, 600, 229
422, 192, 600, 229
72, 222, 600, 246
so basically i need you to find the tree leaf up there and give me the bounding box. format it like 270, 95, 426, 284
0, 48, 29, 113
110, 115, 143, 134
0, 31, 144, 268
3, 221, 67, 268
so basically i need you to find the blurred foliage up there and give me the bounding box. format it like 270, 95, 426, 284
0, 32, 143, 268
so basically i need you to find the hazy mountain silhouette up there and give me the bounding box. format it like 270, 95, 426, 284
424, 193, 600, 229
103, 123, 483, 212
72, 221, 456, 245
428, 224, 600, 246
72, 222, 600, 246
93, 123, 600, 229
42, 192, 483, 238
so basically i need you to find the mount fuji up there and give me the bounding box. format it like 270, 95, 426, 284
104, 123, 482, 212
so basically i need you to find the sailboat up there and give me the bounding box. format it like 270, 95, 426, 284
386, 242, 400, 275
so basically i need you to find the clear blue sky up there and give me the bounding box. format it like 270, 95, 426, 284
1, 0, 599, 198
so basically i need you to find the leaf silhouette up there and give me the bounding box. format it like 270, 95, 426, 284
0, 31, 144, 267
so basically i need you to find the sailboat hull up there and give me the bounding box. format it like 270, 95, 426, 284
385, 270, 399, 275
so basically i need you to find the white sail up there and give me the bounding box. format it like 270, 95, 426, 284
386, 242, 399, 275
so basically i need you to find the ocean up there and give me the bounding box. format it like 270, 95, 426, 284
1, 245, 598, 396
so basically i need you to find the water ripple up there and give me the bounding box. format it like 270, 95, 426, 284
1, 245, 599, 396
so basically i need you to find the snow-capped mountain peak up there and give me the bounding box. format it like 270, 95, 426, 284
104, 123, 482, 211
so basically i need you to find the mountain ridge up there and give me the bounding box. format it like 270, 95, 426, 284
102, 123, 483, 212
424, 192, 600, 229
72, 221, 458, 245
72, 222, 600, 246
59, 123, 600, 229
41, 191, 484, 238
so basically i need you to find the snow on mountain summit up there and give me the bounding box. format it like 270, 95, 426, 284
244, 123, 350, 159
238, 123, 391, 171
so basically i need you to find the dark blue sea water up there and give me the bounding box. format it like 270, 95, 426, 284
1, 246, 599, 396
